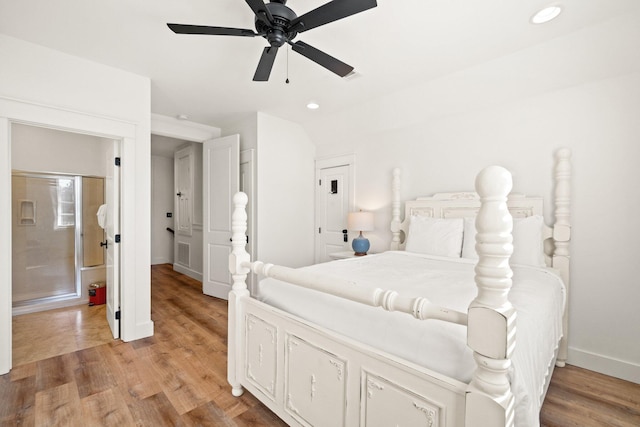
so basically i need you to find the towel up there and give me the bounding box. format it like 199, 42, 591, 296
97, 204, 107, 229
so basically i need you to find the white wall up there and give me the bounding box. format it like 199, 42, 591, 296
222, 113, 316, 268
151, 155, 174, 265
0, 34, 153, 374
256, 113, 316, 267
12, 124, 111, 175
304, 15, 640, 383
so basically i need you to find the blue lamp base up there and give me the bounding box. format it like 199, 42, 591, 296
352, 233, 370, 256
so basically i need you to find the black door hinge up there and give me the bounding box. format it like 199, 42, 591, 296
115, 157, 121, 166
115, 310, 121, 320
115, 234, 121, 243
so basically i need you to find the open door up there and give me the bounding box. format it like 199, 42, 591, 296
203, 135, 239, 299
105, 140, 121, 338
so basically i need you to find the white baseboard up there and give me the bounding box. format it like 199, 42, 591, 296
172, 263, 203, 282
151, 257, 172, 265
568, 346, 640, 384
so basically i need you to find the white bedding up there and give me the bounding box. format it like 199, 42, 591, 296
257, 251, 565, 427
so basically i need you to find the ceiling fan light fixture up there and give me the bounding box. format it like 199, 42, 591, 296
531, 5, 562, 24
306, 102, 320, 110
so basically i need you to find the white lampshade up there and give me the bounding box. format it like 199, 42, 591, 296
348, 211, 374, 232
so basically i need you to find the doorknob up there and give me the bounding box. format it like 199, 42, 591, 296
176, 192, 182, 197
100, 241, 109, 249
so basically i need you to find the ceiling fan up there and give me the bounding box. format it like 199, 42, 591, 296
167, 0, 377, 81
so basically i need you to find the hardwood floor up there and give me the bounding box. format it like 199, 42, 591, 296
541, 364, 640, 426
12, 304, 114, 366
1, 264, 638, 426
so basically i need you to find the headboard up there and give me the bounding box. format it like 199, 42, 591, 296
392, 191, 553, 265
390, 149, 571, 273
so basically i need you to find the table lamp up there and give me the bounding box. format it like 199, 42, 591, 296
348, 211, 374, 256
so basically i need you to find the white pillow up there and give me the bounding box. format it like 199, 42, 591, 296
461, 217, 478, 260
405, 216, 463, 258
512, 215, 546, 267
461, 215, 546, 267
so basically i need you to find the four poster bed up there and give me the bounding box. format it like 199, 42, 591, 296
227, 149, 571, 427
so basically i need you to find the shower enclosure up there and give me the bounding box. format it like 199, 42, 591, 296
12, 172, 105, 313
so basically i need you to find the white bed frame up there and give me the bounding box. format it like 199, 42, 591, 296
227, 149, 571, 427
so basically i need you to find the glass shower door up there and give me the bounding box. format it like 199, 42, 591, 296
12, 174, 80, 304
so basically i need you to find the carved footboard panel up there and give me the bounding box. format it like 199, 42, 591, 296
238, 297, 466, 427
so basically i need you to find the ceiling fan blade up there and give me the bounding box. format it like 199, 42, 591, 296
288, 0, 377, 33
245, 0, 274, 25
291, 41, 353, 77
167, 23, 257, 37
253, 47, 279, 81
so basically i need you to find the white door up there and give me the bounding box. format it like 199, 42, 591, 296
315, 164, 351, 263
105, 140, 121, 339
174, 145, 193, 237
203, 134, 239, 299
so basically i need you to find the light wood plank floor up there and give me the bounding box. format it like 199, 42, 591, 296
2, 264, 639, 426
12, 303, 114, 366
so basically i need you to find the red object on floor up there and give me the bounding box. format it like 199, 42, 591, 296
88, 282, 106, 306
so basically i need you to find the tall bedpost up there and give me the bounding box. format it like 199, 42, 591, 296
553, 148, 571, 367
228, 192, 251, 397
390, 168, 402, 250
466, 166, 516, 427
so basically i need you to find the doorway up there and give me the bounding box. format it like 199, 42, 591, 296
9, 124, 116, 366
0, 106, 137, 376
150, 135, 204, 281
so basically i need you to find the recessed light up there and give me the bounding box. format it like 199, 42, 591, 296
531, 6, 562, 24
306, 102, 320, 110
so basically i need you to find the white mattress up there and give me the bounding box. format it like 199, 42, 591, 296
257, 251, 565, 427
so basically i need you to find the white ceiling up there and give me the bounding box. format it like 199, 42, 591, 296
1, 0, 639, 130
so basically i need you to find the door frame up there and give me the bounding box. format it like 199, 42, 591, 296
314, 154, 356, 263
0, 96, 138, 375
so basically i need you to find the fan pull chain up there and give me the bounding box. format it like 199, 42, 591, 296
285, 46, 290, 84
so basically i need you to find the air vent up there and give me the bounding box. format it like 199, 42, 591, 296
177, 242, 190, 267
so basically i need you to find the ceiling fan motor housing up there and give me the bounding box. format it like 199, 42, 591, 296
256, 2, 298, 47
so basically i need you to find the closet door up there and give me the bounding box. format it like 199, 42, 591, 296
174, 145, 194, 237
202, 134, 239, 299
